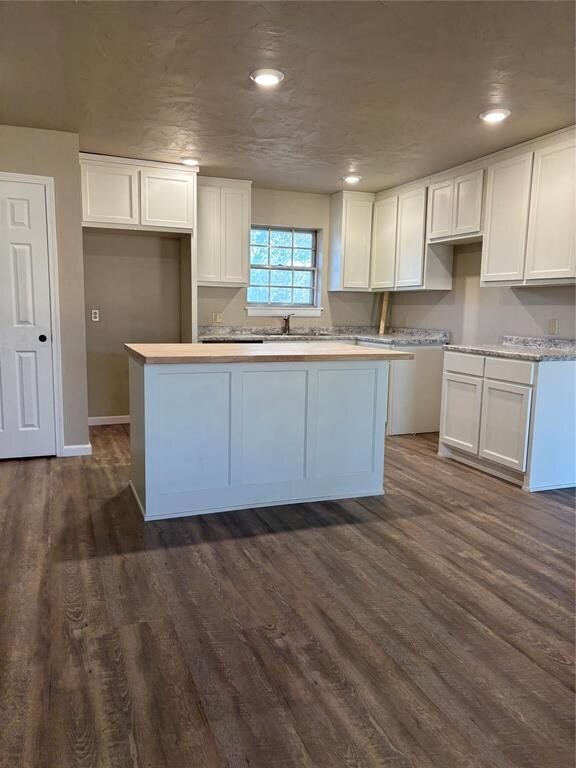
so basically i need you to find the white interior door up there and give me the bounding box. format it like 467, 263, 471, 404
0, 179, 56, 458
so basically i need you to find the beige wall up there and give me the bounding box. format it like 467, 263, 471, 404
198, 188, 380, 329
0, 125, 89, 446
83, 230, 182, 417
390, 244, 576, 344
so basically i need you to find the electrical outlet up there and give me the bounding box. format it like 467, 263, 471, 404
91, 309, 100, 322
548, 318, 558, 336
212, 312, 224, 324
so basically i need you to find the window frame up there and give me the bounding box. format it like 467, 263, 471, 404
246, 225, 321, 315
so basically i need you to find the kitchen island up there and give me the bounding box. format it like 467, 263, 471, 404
125, 342, 412, 520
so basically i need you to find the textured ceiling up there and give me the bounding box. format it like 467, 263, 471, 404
0, 1, 574, 193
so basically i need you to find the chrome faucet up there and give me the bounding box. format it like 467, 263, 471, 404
282, 313, 295, 335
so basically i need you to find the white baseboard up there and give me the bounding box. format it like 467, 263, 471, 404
88, 415, 130, 426
59, 443, 92, 457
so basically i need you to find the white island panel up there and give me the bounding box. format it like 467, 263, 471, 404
130, 357, 392, 520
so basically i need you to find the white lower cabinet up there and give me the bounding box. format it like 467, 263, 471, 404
478, 379, 531, 471
439, 373, 483, 454
439, 351, 576, 491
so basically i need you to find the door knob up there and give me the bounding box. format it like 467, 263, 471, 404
38, 334, 47, 342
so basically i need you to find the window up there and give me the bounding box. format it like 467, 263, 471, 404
247, 227, 318, 307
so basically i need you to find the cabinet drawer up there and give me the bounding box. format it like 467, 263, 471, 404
484, 357, 534, 385
444, 351, 485, 377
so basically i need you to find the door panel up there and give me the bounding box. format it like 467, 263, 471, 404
479, 380, 532, 471
81, 162, 139, 225
343, 198, 373, 289
481, 153, 533, 282
427, 180, 453, 240
395, 187, 426, 288
221, 186, 250, 284
140, 169, 194, 229
525, 138, 576, 280
371, 196, 397, 289
197, 182, 221, 282
0, 180, 56, 458
452, 169, 483, 235
439, 372, 482, 454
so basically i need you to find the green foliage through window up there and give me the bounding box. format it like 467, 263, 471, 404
248, 227, 318, 306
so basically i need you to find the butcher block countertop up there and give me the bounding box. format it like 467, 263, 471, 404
125, 342, 414, 365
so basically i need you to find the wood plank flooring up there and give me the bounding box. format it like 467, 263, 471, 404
0, 426, 573, 768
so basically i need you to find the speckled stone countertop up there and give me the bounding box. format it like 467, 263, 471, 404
198, 326, 449, 346
445, 336, 576, 362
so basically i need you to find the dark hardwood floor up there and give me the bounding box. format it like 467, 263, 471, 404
0, 426, 574, 768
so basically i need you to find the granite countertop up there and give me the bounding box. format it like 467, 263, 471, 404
445, 336, 576, 362
198, 325, 449, 346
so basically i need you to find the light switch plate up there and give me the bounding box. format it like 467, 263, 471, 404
212, 312, 224, 323
91, 309, 100, 322
548, 318, 558, 335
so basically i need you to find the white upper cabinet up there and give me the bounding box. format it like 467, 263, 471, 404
524, 137, 576, 281
81, 162, 139, 226
80, 155, 196, 231
481, 153, 533, 282
197, 177, 251, 286
329, 191, 374, 291
427, 169, 483, 241
196, 182, 221, 283
220, 184, 251, 284
370, 196, 397, 289
395, 187, 426, 288
452, 170, 483, 236
427, 179, 453, 240
140, 168, 195, 229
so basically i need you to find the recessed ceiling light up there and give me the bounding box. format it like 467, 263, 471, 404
250, 69, 285, 87
479, 109, 511, 124
181, 157, 199, 166
342, 175, 362, 184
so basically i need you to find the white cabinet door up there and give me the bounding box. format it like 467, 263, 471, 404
395, 187, 426, 288
220, 185, 250, 284
140, 168, 194, 229
481, 153, 533, 282
427, 180, 453, 240
479, 379, 532, 471
81, 162, 139, 225
452, 169, 483, 236
342, 197, 373, 289
439, 372, 483, 454
524, 138, 576, 280
371, 196, 397, 289
197, 182, 222, 283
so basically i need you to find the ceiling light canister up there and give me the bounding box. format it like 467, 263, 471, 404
479, 109, 511, 124
250, 69, 285, 87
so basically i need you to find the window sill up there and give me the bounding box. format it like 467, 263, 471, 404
246, 306, 323, 318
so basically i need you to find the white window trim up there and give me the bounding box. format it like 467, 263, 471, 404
247, 225, 322, 314
246, 305, 323, 318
